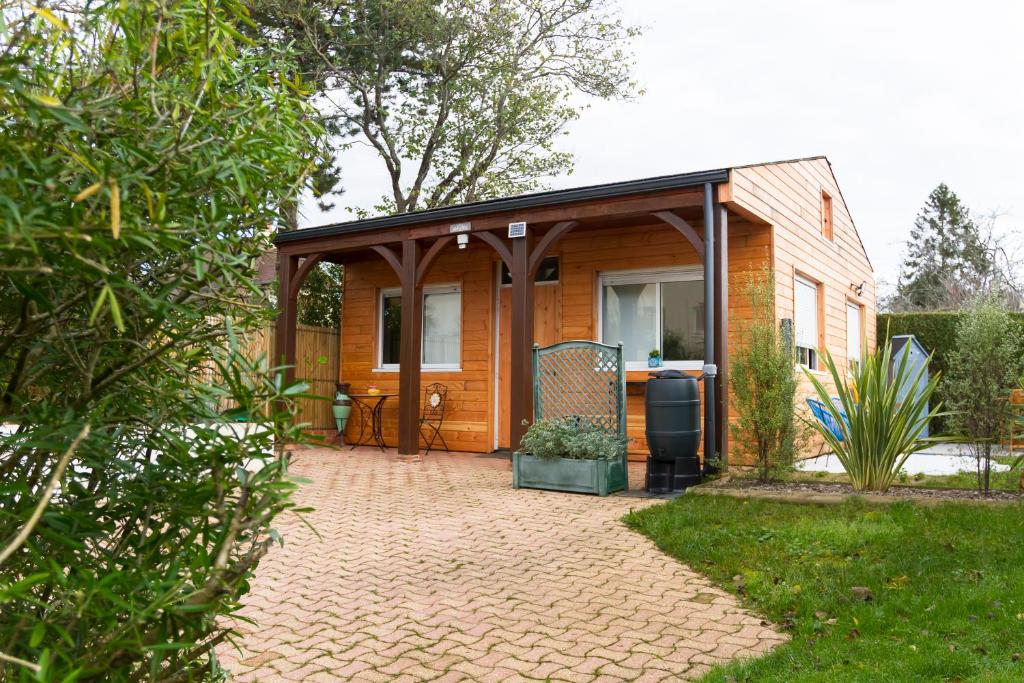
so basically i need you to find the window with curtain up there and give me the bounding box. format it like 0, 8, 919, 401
600, 268, 704, 369
847, 302, 862, 368
795, 275, 820, 369
378, 285, 462, 369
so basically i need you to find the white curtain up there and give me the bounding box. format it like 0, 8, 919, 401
847, 303, 862, 362
422, 290, 461, 365
602, 283, 657, 363
794, 277, 818, 350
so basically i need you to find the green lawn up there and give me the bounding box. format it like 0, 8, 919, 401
625, 496, 1024, 682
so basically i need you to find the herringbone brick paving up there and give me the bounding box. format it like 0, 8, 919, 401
218, 448, 785, 681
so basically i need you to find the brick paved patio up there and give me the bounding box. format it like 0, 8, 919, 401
218, 448, 785, 681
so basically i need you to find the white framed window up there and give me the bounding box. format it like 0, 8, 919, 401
795, 275, 820, 370
598, 267, 705, 371
378, 284, 462, 371
847, 301, 863, 368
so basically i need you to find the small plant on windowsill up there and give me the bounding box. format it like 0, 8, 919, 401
648, 348, 663, 368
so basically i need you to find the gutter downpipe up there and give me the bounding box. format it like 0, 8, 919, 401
702, 182, 717, 474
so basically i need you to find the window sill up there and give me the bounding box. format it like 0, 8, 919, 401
625, 361, 705, 372
372, 367, 462, 373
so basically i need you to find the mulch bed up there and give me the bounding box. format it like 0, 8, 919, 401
700, 478, 1024, 503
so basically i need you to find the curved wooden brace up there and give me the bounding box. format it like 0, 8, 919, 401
371, 244, 403, 280
415, 235, 454, 286
288, 252, 326, 299
473, 231, 512, 270
528, 220, 578, 276
652, 211, 704, 263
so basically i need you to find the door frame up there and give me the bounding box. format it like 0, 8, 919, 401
492, 258, 562, 451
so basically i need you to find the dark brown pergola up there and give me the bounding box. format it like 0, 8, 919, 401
275, 169, 731, 462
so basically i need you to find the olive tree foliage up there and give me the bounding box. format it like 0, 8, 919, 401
247, 0, 641, 214
729, 270, 800, 481
0, 2, 325, 680
945, 297, 1023, 493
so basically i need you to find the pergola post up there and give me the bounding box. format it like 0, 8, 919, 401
713, 202, 729, 467
275, 251, 299, 385
702, 183, 717, 469
397, 239, 422, 456
509, 227, 534, 450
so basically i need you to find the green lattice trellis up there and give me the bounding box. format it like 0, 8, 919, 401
532, 340, 627, 452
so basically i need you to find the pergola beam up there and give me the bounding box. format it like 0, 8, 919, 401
528, 221, 578, 276
275, 251, 299, 385
276, 189, 705, 259
651, 211, 704, 263
287, 253, 326, 300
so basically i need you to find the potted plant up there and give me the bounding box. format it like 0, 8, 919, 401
332, 382, 352, 442
512, 418, 628, 496
648, 348, 663, 368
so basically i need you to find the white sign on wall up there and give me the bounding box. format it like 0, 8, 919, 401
508, 221, 527, 238
449, 222, 471, 233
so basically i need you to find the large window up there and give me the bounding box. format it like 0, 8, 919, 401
847, 301, 863, 367
795, 275, 820, 370
599, 268, 704, 370
379, 285, 462, 370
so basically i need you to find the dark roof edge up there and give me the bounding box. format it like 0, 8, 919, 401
274, 167, 729, 244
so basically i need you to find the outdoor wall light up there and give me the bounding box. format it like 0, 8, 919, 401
457, 233, 469, 249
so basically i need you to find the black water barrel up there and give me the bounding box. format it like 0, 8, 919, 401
645, 372, 701, 460
645, 371, 701, 491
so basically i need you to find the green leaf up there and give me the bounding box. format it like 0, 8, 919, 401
87, 284, 109, 327
30, 621, 45, 648
29, 6, 69, 32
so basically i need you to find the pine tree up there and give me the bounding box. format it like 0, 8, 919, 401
894, 183, 992, 310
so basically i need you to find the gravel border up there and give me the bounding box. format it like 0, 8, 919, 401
690, 478, 1024, 506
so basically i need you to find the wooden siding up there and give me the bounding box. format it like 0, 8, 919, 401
340, 218, 772, 459
730, 157, 877, 457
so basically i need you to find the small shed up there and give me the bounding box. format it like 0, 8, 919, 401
890, 335, 930, 438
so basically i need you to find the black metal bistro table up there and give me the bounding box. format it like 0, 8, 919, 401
347, 393, 397, 451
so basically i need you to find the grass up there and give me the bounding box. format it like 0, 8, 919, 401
625, 496, 1024, 681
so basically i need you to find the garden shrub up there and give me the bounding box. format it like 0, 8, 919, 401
944, 298, 1023, 493
805, 339, 942, 492
730, 269, 800, 480
878, 311, 1024, 433
0, 2, 325, 680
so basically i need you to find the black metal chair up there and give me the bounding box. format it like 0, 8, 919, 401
419, 382, 450, 455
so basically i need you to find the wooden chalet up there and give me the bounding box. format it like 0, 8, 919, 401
274, 156, 876, 463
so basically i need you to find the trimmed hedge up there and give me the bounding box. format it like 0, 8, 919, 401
878, 312, 1024, 433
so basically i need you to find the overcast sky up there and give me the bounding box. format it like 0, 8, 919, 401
299, 0, 1024, 295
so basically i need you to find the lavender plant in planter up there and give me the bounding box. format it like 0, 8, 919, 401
513, 418, 628, 496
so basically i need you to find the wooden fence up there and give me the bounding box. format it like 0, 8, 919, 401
290, 323, 340, 429
204, 323, 340, 430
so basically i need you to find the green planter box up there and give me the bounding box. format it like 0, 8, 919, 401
512, 452, 626, 497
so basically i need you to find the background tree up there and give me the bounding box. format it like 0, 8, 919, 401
729, 269, 801, 480
299, 262, 344, 327
944, 297, 1023, 493
891, 183, 993, 311
0, 2, 324, 679
249, 0, 641, 214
